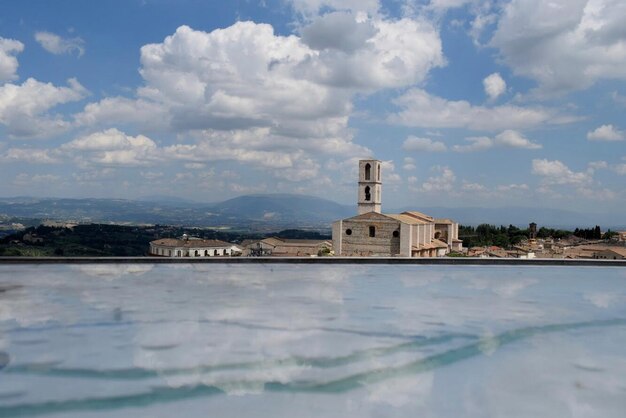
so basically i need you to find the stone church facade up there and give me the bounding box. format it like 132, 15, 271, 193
332, 159, 462, 257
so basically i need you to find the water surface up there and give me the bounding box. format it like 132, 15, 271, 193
1, 264, 625, 417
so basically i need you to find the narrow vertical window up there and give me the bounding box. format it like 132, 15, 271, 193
365, 163, 371, 180
377, 164, 380, 181
365, 186, 371, 201
369, 226, 376, 237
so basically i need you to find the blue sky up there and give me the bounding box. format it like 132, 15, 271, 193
0, 0, 625, 214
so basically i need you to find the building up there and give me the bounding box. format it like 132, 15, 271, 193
332, 159, 462, 257
149, 235, 240, 257
241, 237, 332, 257
593, 247, 626, 260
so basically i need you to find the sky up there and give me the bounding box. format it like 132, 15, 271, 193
0, 0, 625, 213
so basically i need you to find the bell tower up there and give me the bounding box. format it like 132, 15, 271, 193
358, 159, 382, 214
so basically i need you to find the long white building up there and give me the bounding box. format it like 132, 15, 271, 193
149, 235, 240, 257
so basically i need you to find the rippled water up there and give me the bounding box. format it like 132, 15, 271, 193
1, 264, 626, 417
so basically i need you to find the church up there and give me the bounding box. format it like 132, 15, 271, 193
332, 159, 462, 257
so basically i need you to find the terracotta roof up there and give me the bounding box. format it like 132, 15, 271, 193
595, 247, 626, 257
432, 239, 449, 248
402, 211, 434, 222
386, 214, 429, 225
434, 218, 454, 224
150, 238, 233, 248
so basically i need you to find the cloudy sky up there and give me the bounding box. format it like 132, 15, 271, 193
0, 0, 625, 212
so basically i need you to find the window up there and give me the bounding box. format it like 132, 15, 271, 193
346, 229, 352, 235
369, 226, 376, 237
365, 186, 371, 201
377, 164, 380, 181
393, 230, 399, 238
365, 163, 371, 180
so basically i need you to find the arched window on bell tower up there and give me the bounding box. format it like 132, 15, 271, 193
365, 163, 371, 180
364, 186, 371, 201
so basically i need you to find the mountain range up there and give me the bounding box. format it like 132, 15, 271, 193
0, 194, 623, 230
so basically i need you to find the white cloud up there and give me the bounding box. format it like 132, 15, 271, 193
496, 183, 529, 192
76, 19, 442, 177
611, 163, 626, 175
0, 37, 24, 82
483, 72, 506, 100
0, 78, 87, 138
287, 0, 380, 17
62, 128, 160, 167
74, 97, 169, 129
0, 148, 61, 164
587, 124, 624, 141
494, 130, 541, 149
588, 160, 608, 170
403, 135, 447, 152
420, 165, 456, 192
453, 136, 492, 152
389, 89, 567, 131
531, 159, 592, 186
301, 15, 445, 89
34, 31, 85, 57
300, 11, 378, 53
490, 0, 626, 96
381, 160, 402, 184
453, 130, 541, 152
462, 181, 488, 192
403, 157, 416, 170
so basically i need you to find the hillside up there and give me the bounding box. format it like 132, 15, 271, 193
0, 195, 622, 230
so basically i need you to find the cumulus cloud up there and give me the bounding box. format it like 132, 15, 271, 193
62, 128, 160, 166
462, 181, 488, 192
496, 183, 529, 192
490, 0, 626, 96
483, 72, 506, 100
452, 136, 492, 152
0, 78, 87, 138
76, 18, 442, 177
0, 37, 24, 82
531, 159, 592, 186
403, 157, 416, 170
453, 130, 541, 152
300, 11, 378, 53
420, 165, 456, 192
389, 88, 568, 131
300, 15, 445, 89
587, 124, 624, 141
74, 96, 169, 129
611, 163, 626, 175
287, 0, 380, 16
0, 148, 61, 164
34, 31, 85, 57
403, 136, 447, 152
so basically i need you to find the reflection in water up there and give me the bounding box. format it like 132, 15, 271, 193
0, 351, 8, 371
0, 264, 625, 417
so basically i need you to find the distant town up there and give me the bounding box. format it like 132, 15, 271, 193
1, 159, 624, 260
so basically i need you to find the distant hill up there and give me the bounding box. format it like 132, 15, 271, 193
0, 195, 622, 230
393, 206, 624, 230
0, 195, 353, 230
212, 194, 353, 223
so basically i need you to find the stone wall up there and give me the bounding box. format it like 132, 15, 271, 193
339, 217, 401, 256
